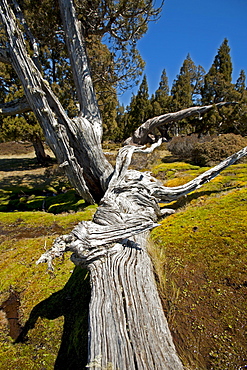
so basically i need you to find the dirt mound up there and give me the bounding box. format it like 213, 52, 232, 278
0, 141, 33, 156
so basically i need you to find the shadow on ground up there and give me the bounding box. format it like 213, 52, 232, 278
16, 267, 91, 370
167, 187, 237, 210
0, 157, 43, 172
0, 173, 50, 189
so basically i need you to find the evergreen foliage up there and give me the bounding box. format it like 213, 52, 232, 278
118, 38, 247, 139
122, 75, 153, 138
1, 0, 163, 145
198, 40, 247, 135
171, 54, 205, 111
151, 68, 171, 116
201, 38, 233, 105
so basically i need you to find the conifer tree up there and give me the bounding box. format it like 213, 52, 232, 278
199, 39, 246, 135
171, 54, 204, 111
201, 38, 233, 104
124, 75, 152, 137
235, 69, 246, 95
151, 68, 171, 116
170, 55, 205, 135
224, 69, 247, 135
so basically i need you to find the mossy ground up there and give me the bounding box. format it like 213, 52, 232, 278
0, 142, 247, 369
0, 144, 95, 369
0, 210, 94, 370
150, 160, 247, 369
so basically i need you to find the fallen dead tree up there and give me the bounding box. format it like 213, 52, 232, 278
37, 142, 246, 369
1, 0, 246, 368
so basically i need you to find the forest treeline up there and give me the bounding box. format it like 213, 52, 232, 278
116, 38, 247, 142
1, 37, 247, 150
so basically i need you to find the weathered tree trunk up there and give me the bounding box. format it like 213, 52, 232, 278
1, 1, 247, 369
31, 135, 50, 164
37, 144, 247, 369
86, 235, 182, 370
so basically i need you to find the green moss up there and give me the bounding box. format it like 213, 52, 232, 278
150, 163, 247, 369
0, 204, 93, 369
0, 207, 96, 231
152, 162, 200, 176
1, 153, 247, 369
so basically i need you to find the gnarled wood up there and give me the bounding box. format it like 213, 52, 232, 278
0, 96, 30, 116
86, 235, 183, 370
126, 102, 238, 145
37, 140, 247, 369
2, 0, 247, 369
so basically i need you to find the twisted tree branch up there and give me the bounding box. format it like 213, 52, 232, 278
0, 96, 30, 115
126, 102, 238, 145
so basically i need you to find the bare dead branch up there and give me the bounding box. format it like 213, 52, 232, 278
0, 96, 30, 115
58, 0, 102, 134
127, 102, 238, 145
151, 145, 247, 202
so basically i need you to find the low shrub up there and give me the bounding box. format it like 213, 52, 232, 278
167, 134, 199, 158
191, 134, 247, 166
167, 134, 247, 167
167, 134, 213, 160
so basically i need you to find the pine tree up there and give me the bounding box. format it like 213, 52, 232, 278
169, 55, 205, 135
151, 68, 171, 116
156, 69, 169, 97
170, 54, 204, 111
124, 75, 152, 137
225, 69, 247, 135
235, 69, 246, 95
216, 38, 233, 83
199, 39, 245, 135
171, 55, 193, 111
201, 38, 233, 104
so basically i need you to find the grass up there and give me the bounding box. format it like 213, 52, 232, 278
0, 210, 93, 369
0, 147, 95, 369
0, 143, 247, 369
149, 161, 247, 369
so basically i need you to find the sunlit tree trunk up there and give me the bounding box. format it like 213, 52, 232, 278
1, 1, 246, 369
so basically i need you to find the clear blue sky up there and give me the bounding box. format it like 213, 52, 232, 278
119, 0, 247, 106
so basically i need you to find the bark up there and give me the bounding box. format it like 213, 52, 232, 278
31, 135, 50, 164
37, 142, 185, 369
0, 96, 30, 116
37, 143, 247, 369
126, 102, 238, 145
0, 0, 112, 203
1, 1, 247, 369
86, 235, 182, 370
58, 0, 102, 132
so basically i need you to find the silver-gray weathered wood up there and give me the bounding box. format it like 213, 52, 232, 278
1, 1, 246, 369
